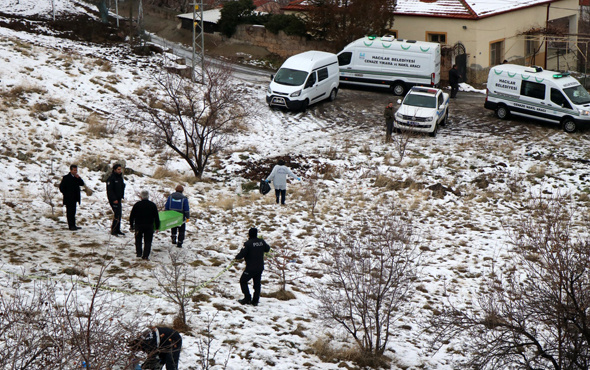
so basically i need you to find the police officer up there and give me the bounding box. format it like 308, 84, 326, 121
235, 228, 271, 306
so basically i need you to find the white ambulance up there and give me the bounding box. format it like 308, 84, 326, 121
337, 35, 441, 96
485, 64, 590, 133
266, 50, 340, 111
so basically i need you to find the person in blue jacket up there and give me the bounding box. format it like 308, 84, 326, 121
235, 227, 271, 306
266, 159, 300, 205
164, 185, 190, 248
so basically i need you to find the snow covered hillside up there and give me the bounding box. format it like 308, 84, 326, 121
2, 1, 590, 370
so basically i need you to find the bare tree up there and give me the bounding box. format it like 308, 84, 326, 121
40, 171, 57, 216
130, 61, 250, 179
266, 243, 304, 295
391, 129, 418, 164
196, 312, 232, 370
302, 166, 322, 216
306, 0, 396, 49
153, 249, 194, 329
429, 193, 590, 369
314, 206, 420, 365
0, 260, 144, 369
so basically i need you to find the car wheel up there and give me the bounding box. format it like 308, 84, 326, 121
496, 105, 509, 119
441, 110, 449, 126
328, 88, 338, 102
563, 118, 576, 133
392, 82, 406, 96
429, 124, 438, 137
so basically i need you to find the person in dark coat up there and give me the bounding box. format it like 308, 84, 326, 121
131, 327, 182, 370
164, 185, 190, 248
129, 190, 160, 260
383, 101, 394, 142
449, 64, 462, 99
59, 164, 85, 231
106, 163, 126, 236
235, 227, 271, 306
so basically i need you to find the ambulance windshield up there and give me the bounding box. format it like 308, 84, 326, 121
274, 68, 308, 86
563, 85, 590, 105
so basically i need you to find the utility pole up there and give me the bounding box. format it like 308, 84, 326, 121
191, 0, 205, 83
115, 0, 119, 28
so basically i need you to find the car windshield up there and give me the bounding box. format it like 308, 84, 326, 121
563, 85, 590, 105
273, 68, 309, 86
403, 94, 437, 108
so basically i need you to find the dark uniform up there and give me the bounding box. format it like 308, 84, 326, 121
59, 168, 85, 230
449, 66, 461, 98
384, 103, 395, 142
129, 196, 160, 260
235, 228, 271, 306
106, 165, 125, 235
136, 327, 182, 370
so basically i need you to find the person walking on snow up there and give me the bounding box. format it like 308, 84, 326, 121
129, 190, 160, 260
59, 164, 85, 231
235, 227, 271, 306
266, 159, 300, 205
164, 185, 190, 248
106, 163, 126, 236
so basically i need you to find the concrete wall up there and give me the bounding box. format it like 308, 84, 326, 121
228, 24, 333, 58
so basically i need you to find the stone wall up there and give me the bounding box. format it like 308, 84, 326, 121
228, 24, 335, 58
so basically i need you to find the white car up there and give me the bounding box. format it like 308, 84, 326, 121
394, 87, 449, 137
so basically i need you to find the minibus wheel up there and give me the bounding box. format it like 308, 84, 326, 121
392, 82, 406, 96
562, 118, 577, 133
496, 105, 510, 119
329, 88, 338, 101
300, 99, 309, 111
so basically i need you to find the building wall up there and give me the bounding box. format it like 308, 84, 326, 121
392, 0, 579, 83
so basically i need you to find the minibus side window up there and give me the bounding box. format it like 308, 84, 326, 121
305, 72, 317, 88
521, 80, 546, 100
550, 88, 572, 109
318, 67, 329, 82
338, 52, 352, 66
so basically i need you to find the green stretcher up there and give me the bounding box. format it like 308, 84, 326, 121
158, 210, 184, 231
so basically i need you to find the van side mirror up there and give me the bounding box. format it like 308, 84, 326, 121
397, 99, 402, 104
270, 74, 274, 81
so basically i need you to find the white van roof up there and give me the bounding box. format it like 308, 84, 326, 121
491, 64, 580, 88
342, 36, 440, 53
281, 51, 337, 72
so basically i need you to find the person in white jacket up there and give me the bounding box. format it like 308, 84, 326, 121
266, 159, 300, 205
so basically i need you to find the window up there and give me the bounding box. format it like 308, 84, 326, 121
490, 40, 504, 66
305, 72, 316, 89
437, 93, 443, 108
550, 88, 572, 109
338, 52, 352, 66
525, 36, 539, 57
317, 67, 329, 82
427, 32, 446, 44
521, 80, 545, 100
